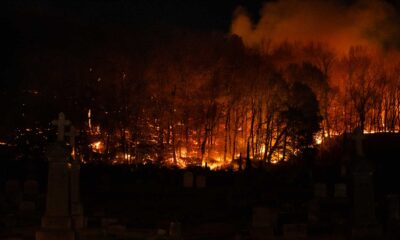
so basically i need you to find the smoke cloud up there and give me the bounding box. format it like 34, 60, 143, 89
231, 0, 399, 54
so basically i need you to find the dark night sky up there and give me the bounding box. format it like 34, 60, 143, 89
2, 0, 400, 90
1, 0, 265, 86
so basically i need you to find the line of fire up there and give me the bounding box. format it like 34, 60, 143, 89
7, 30, 400, 171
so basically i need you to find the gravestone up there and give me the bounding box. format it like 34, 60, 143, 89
183, 171, 194, 188
5, 180, 21, 207
6, 180, 20, 195
351, 128, 382, 238
36, 113, 75, 240
334, 183, 347, 199
68, 126, 85, 230
251, 207, 276, 240
19, 200, 36, 214
195, 174, 206, 188
23, 179, 39, 197
314, 183, 327, 198
282, 223, 307, 239
169, 221, 182, 239
386, 194, 399, 222
307, 199, 320, 223
51, 112, 70, 142
386, 194, 400, 238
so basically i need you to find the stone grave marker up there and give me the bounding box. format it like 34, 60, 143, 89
51, 112, 71, 142
195, 174, 206, 188
251, 207, 276, 239
334, 183, 347, 198
307, 199, 320, 223
23, 179, 39, 197
386, 194, 400, 237
5, 180, 21, 209
19, 200, 36, 214
282, 223, 307, 239
387, 194, 399, 221
351, 127, 382, 238
6, 180, 20, 195
101, 217, 119, 227
169, 221, 182, 239
68, 126, 85, 230
36, 113, 75, 240
314, 183, 327, 198
183, 171, 194, 188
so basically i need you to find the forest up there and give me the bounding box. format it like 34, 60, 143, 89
8, 24, 399, 169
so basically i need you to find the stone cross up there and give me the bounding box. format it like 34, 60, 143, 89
352, 127, 365, 157
52, 112, 71, 142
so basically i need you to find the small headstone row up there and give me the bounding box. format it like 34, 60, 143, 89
183, 171, 206, 188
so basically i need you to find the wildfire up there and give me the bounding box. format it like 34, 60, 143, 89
90, 141, 104, 153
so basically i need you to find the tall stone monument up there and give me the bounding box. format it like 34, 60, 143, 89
67, 126, 85, 229
36, 113, 76, 240
351, 127, 381, 238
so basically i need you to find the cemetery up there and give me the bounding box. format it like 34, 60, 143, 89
4, 1, 400, 239
1, 114, 400, 240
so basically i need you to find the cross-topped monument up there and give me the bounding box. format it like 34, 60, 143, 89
37, 113, 84, 240
52, 112, 71, 142
352, 127, 365, 157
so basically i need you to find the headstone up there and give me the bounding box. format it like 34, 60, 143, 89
351, 128, 382, 238
387, 194, 400, 222
251, 207, 276, 239
5, 180, 20, 195
70, 144, 85, 229
36, 113, 75, 240
386, 194, 400, 238
314, 183, 327, 198
5, 180, 21, 206
307, 199, 320, 223
23, 179, 39, 197
334, 183, 347, 198
19, 200, 36, 214
52, 112, 71, 142
101, 217, 118, 227
169, 221, 182, 239
282, 223, 307, 239
183, 171, 194, 188
195, 175, 206, 188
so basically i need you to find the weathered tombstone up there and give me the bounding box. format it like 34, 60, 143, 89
183, 171, 194, 188
314, 183, 327, 198
23, 179, 39, 197
351, 128, 382, 238
19, 200, 36, 214
307, 199, 320, 223
169, 221, 182, 239
51, 112, 71, 142
386, 194, 400, 238
282, 223, 307, 239
36, 113, 75, 240
5, 180, 21, 206
5, 180, 20, 195
101, 217, 119, 227
251, 207, 276, 240
195, 174, 206, 188
334, 183, 347, 198
68, 126, 85, 230
387, 194, 400, 222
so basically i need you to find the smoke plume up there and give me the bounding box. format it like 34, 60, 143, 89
231, 0, 399, 54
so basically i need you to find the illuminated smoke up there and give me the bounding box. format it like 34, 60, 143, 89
231, 0, 399, 55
